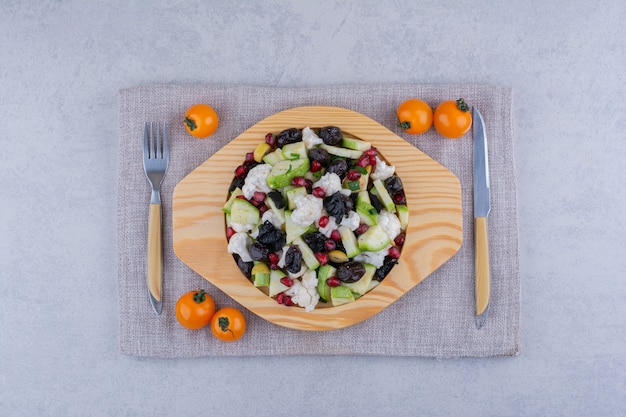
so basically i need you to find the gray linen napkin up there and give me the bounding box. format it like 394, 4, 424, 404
117, 84, 520, 357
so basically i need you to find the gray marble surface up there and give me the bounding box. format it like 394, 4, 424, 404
1, 1, 624, 416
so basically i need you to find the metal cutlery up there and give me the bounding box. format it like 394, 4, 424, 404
142, 122, 169, 315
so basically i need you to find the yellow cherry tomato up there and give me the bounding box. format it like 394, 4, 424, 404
175, 290, 216, 330
184, 104, 219, 138
210, 307, 246, 342
433, 98, 472, 139
396, 99, 433, 134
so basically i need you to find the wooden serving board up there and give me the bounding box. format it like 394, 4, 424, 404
172, 106, 463, 331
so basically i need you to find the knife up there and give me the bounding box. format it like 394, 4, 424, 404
473, 107, 491, 329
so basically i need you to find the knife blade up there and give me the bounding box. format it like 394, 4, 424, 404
473, 107, 491, 329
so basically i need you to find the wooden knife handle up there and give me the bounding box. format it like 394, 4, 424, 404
475, 216, 490, 316
147, 203, 162, 303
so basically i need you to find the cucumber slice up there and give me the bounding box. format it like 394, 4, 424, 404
372, 179, 396, 213
293, 236, 321, 271
357, 225, 390, 252
356, 191, 378, 226
285, 186, 307, 210
396, 204, 409, 230
338, 225, 360, 258
269, 269, 289, 297
316, 264, 337, 302
319, 144, 363, 160
285, 210, 314, 244
266, 158, 310, 189
262, 148, 285, 165
343, 263, 376, 296
341, 137, 372, 151
330, 285, 355, 306
282, 142, 307, 160
252, 262, 271, 287
266, 196, 286, 223
230, 198, 260, 225
222, 187, 243, 214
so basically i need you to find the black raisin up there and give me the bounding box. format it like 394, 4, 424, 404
342, 194, 354, 213
284, 245, 302, 274
268, 190, 286, 209
375, 256, 398, 281
234, 254, 254, 278
256, 221, 286, 252
229, 177, 245, 193
336, 261, 366, 283
308, 147, 331, 166
303, 232, 327, 253
323, 192, 345, 221
248, 242, 270, 262
276, 128, 302, 148
384, 175, 403, 193
319, 126, 342, 146
369, 192, 383, 212
326, 159, 348, 179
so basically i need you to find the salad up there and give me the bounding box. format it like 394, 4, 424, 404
223, 126, 408, 311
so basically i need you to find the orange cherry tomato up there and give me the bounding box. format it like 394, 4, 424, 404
210, 307, 246, 342
396, 99, 433, 134
433, 98, 472, 139
175, 290, 216, 330
184, 104, 219, 138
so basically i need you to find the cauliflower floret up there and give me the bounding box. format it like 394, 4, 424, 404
313, 173, 342, 196
261, 209, 284, 229
285, 270, 320, 312
354, 245, 392, 268
230, 221, 255, 233
340, 210, 360, 231
291, 194, 323, 227
378, 210, 402, 240
302, 126, 324, 149
371, 156, 395, 181
227, 232, 253, 262
242, 164, 272, 199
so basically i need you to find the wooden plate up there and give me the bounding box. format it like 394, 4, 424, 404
172, 106, 463, 331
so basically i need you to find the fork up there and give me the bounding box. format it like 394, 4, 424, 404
142, 122, 169, 315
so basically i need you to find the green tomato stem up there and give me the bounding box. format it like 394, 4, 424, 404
184, 117, 197, 131
456, 98, 470, 112
193, 289, 207, 304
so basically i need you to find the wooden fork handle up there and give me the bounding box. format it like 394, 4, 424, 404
147, 203, 163, 312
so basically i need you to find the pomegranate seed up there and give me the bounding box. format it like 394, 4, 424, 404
388, 246, 401, 259
291, 176, 307, 187
394, 233, 406, 247
283, 295, 294, 306
270, 263, 280, 270
369, 156, 377, 166
393, 193, 406, 205
252, 191, 266, 202
276, 292, 285, 304
226, 227, 236, 240
312, 187, 326, 198
265, 132, 276, 147
235, 195, 247, 200
315, 252, 329, 266
326, 277, 341, 287
346, 170, 361, 181
364, 148, 378, 157
324, 239, 336, 251
234, 165, 249, 178
356, 155, 369, 167
304, 179, 313, 190
280, 277, 294, 287
330, 229, 341, 241
268, 253, 280, 264
244, 152, 255, 164
311, 160, 322, 172
318, 216, 329, 228
258, 204, 269, 215
355, 223, 369, 235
